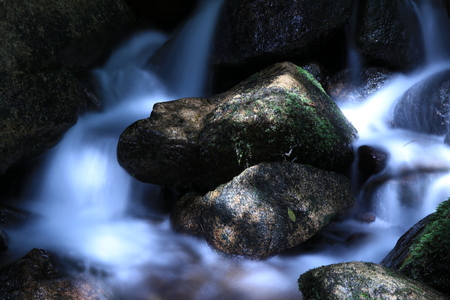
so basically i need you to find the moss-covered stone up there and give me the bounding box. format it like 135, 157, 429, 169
0, 0, 134, 76
299, 261, 448, 300
200, 62, 357, 189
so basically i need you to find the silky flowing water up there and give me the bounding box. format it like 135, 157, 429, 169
6, 0, 450, 299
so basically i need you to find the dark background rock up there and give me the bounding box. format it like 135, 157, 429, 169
383, 199, 450, 295
211, 0, 352, 92
117, 96, 220, 190
124, 0, 200, 32
0, 248, 115, 299
356, 0, 424, 70
357, 145, 389, 175
118, 62, 357, 192
0, 229, 8, 252
393, 69, 450, 135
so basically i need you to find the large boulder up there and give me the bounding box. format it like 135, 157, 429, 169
382, 199, 450, 295
0, 70, 88, 174
393, 69, 450, 135
0, 248, 115, 299
299, 261, 448, 300
211, 0, 353, 90
171, 162, 355, 259
118, 62, 357, 192
0, 0, 135, 174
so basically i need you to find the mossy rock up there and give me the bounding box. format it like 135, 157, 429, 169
397, 199, 450, 295
199, 62, 357, 189
299, 261, 448, 300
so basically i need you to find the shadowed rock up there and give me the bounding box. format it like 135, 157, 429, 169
171, 162, 355, 259
382, 199, 450, 295
0, 248, 115, 299
393, 69, 450, 135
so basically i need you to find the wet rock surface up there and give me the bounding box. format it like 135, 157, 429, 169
357, 145, 389, 176
324, 67, 394, 104
118, 62, 357, 192
124, 0, 199, 31
171, 162, 355, 259
0, 0, 135, 175
0, 248, 115, 300
299, 261, 448, 300
356, 0, 424, 69
0, 0, 134, 76
212, 0, 352, 90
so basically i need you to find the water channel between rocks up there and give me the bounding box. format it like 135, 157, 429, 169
6, 0, 450, 299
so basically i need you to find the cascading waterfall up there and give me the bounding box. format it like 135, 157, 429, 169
338, 0, 450, 256
7, 0, 450, 299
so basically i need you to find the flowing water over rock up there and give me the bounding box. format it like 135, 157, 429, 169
4, 0, 450, 299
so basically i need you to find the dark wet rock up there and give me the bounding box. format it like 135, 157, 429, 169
357, 145, 389, 175
212, 0, 352, 91
0, 0, 135, 175
118, 62, 357, 192
381, 214, 431, 270
355, 212, 376, 223
124, 0, 199, 31
393, 69, 450, 135
300, 61, 329, 85
171, 162, 355, 259
382, 199, 450, 295
360, 171, 447, 213
0, 70, 88, 174
0, 204, 35, 227
0, 229, 7, 252
444, 133, 450, 146
357, 0, 424, 70
200, 64, 357, 191
345, 232, 372, 247
324, 67, 394, 104
299, 261, 448, 300
0, 248, 115, 299
0, 0, 135, 76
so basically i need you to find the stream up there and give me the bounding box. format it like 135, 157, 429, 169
6, 0, 450, 299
